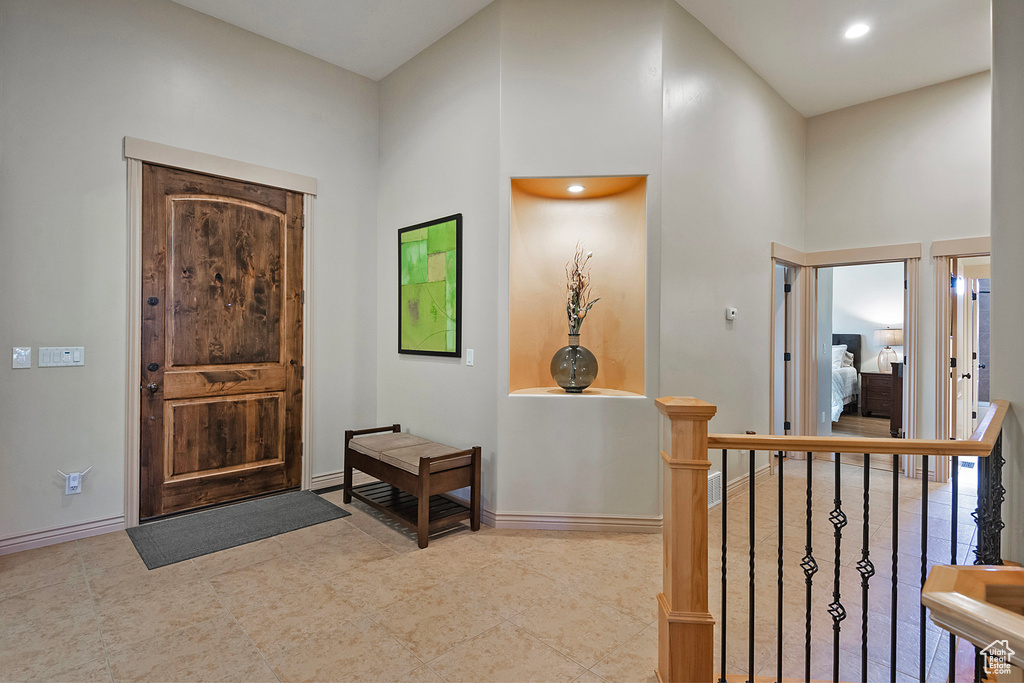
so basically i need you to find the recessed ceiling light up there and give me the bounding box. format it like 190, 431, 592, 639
844, 23, 870, 39
567, 185, 585, 193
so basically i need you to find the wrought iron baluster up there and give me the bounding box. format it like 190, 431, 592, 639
801, 451, 816, 683
921, 454, 929, 683
950, 455, 959, 683
856, 454, 874, 683
720, 449, 728, 683
777, 451, 784, 683
748, 449, 756, 683
974, 432, 1005, 566
829, 453, 847, 683
890, 455, 899, 678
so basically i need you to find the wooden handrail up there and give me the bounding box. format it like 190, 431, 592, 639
923, 565, 1024, 669
708, 399, 1009, 456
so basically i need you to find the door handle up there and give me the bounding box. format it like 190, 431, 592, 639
961, 373, 972, 380
145, 382, 159, 394
979, 363, 987, 369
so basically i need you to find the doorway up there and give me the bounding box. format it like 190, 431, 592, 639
769, 242, 921, 476
139, 163, 304, 519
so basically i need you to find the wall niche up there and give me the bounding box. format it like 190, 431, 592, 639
509, 176, 646, 396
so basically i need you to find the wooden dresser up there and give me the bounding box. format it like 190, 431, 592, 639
860, 371, 893, 418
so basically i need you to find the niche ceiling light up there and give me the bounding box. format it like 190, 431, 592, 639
567, 184, 585, 194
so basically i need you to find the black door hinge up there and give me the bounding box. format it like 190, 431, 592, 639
972, 291, 977, 301
973, 351, 977, 360
300, 365, 305, 379
905, 279, 908, 290
950, 275, 957, 289
301, 290, 305, 304
951, 357, 957, 368
784, 421, 791, 431
784, 352, 791, 361
784, 283, 792, 293
972, 411, 977, 419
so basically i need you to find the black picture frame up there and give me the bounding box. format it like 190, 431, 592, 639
397, 213, 462, 357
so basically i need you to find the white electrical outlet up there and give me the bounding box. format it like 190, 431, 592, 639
12, 347, 31, 369
821, 411, 827, 423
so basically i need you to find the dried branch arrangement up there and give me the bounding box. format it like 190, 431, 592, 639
564, 241, 600, 335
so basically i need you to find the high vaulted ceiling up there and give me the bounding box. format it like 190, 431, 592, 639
675, 0, 990, 116
171, 0, 991, 117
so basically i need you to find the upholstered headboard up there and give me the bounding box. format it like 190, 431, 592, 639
832, 334, 861, 372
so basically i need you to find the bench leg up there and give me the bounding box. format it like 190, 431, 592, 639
471, 446, 481, 532
417, 491, 429, 549
343, 460, 353, 504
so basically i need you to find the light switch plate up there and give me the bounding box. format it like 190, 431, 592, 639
39, 347, 85, 367
466, 349, 474, 366
12, 347, 31, 369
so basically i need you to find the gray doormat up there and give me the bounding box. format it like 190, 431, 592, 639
126, 491, 350, 569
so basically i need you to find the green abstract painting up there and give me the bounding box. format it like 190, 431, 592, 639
398, 214, 462, 356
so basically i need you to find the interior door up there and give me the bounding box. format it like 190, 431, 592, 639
140, 164, 303, 519
954, 262, 971, 439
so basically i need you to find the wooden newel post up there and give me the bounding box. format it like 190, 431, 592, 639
655, 397, 717, 683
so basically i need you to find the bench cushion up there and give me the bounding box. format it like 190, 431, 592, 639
380, 442, 473, 474
349, 432, 431, 459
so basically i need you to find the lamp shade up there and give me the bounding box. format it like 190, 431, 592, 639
876, 328, 904, 347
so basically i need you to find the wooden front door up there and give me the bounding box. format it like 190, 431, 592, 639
140, 164, 303, 519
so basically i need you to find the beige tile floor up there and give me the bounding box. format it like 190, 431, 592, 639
0, 460, 979, 683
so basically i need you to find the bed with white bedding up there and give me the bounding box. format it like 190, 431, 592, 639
831, 334, 861, 422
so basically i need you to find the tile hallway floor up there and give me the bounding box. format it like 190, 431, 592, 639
0, 462, 980, 682
0, 490, 661, 683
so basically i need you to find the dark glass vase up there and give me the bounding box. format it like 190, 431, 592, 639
550, 334, 598, 393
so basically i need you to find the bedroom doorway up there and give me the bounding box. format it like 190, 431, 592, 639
768, 242, 920, 476
816, 262, 907, 471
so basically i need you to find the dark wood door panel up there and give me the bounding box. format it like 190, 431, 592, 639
165, 393, 284, 479
163, 365, 286, 399
140, 163, 302, 520
168, 196, 284, 366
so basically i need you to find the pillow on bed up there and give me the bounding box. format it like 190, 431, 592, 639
831, 345, 847, 370
842, 351, 854, 368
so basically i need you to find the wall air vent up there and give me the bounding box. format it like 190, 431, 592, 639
708, 471, 723, 508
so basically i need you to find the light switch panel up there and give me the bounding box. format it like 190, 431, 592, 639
38, 347, 85, 367
12, 347, 31, 369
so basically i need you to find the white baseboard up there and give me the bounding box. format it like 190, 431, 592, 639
483, 509, 662, 533
311, 469, 346, 490
311, 470, 375, 490
441, 490, 661, 534
0, 515, 125, 556
725, 461, 772, 498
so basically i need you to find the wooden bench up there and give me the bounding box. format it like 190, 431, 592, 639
343, 424, 481, 548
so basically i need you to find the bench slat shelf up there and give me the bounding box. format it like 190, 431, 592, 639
352, 481, 470, 530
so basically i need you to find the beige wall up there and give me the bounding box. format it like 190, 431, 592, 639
991, 0, 1024, 565
660, 0, 807, 481
0, 0, 379, 541
495, 0, 664, 518
805, 72, 991, 441
377, 4, 501, 507
509, 179, 646, 394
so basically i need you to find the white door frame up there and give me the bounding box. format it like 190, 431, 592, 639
123, 137, 317, 527
932, 237, 991, 482
771, 242, 922, 461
